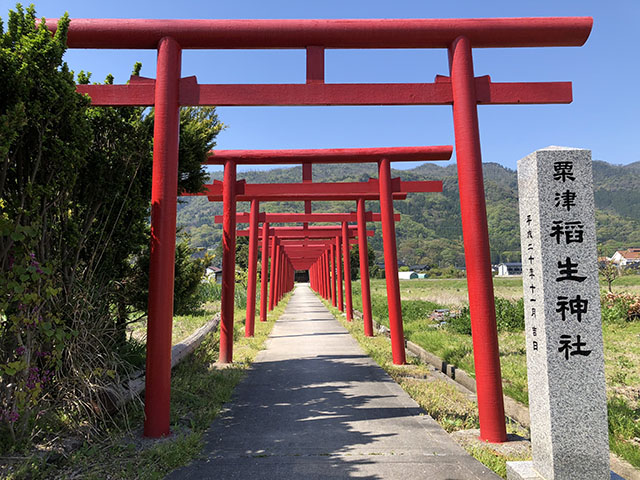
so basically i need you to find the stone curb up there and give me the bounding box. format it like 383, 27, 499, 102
352, 308, 638, 480
121, 313, 221, 405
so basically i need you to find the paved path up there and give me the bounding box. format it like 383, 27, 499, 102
167, 284, 499, 480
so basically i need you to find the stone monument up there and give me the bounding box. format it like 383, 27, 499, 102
508, 147, 612, 480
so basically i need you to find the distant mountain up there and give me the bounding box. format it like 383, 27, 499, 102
176, 160, 640, 266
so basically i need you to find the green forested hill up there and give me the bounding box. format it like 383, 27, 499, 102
177, 160, 640, 266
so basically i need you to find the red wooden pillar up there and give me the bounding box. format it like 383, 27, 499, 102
144, 36, 181, 438
279, 248, 284, 302
379, 157, 406, 365
324, 250, 330, 299
268, 236, 277, 311
260, 222, 270, 322
245, 199, 259, 337
330, 244, 337, 307
320, 252, 325, 298
274, 242, 281, 305
219, 159, 238, 364
357, 199, 374, 336
311, 263, 315, 291
312, 262, 317, 291
342, 222, 353, 321
449, 36, 506, 443
325, 249, 331, 299
335, 235, 343, 311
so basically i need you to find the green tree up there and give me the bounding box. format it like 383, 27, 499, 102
0, 4, 223, 447
348, 243, 376, 280
599, 259, 621, 293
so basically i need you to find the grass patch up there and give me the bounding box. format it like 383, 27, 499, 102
462, 444, 530, 479
3, 295, 292, 480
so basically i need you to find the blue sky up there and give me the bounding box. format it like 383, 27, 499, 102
9, 0, 638, 173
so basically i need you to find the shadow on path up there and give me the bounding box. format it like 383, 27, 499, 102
166, 285, 498, 480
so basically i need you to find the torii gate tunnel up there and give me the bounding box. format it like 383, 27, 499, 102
45, 16, 593, 442
190, 145, 446, 369
213, 210, 401, 339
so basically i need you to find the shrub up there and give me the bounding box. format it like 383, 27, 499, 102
494, 297, 525, 332
601, 293, 640, 323
447, 297, 524, 335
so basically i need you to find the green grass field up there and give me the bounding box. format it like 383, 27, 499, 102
350, 274, 640, 469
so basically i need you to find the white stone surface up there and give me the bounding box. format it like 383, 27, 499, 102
507, 461, 544, 480
517, 147, 610, 480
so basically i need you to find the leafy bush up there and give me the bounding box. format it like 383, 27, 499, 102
198, 278, 222, 303
494, 297, 525, 332
447, 297, 524, 335
401, 299, 441, 322
447, 307, 472, 335
601, 293, 640, 323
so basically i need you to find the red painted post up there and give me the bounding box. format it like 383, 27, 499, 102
357, 198, 374, 336
219, 159, 237, 364
268, 236, 277, 310
274, 242, 281, 305
342, 221, 353, 321
144, 36, 181, 438
312, 262, 317, 291
335, 235, 344, 311
245, 199, 259, 337
320, 252, 326, 298
276, 245, 285, 305
449, 35, 506, 443
260, 221, 269, 322
325, 249, 331, 299
324, 250, 330, 299
379, 158, 406, 365
330, 244, 337, 307
310, 263, 315, 290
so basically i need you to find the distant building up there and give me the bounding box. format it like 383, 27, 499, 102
497, 262, 522, 277
409, 264, 430, 272
398, 271, 419, 280
205, 266, 223, 284
610, 248, 640, 266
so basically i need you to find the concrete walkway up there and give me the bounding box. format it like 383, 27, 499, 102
167, 284, 499, 480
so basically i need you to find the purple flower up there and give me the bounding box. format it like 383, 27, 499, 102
15, 346, 25, 356
6, 411, 19, 423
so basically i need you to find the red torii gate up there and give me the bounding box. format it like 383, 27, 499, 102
45, 16, 593, 441
190, 149, 446, 371
238, 225, 371, 319
215, 210, 399, 337
254, 227, 369, 327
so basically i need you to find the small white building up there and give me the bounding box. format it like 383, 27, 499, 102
398, 271, 419, 280
205, 266, 223, 283
497, 263, 522, 277
610, 248, 640, 266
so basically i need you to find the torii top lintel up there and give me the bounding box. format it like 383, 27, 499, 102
206, 146, 451, 165
44, 17, 591, 49
43, 17, 592, 108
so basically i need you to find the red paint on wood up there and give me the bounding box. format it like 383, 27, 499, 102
379, 158, 406, 365
450, 36, 506, 443
219, 160, 237, 363
260, 222, 269, 322
342, 221, 353, 321
144, 37, 181, 438
46, 17, 592, 50
245, 199, 259, 337
357, 199, 374, 337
